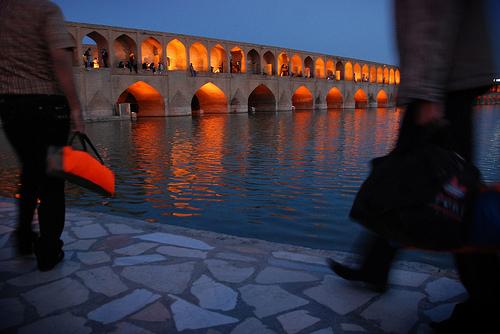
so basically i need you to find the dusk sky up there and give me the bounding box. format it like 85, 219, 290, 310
52, 0, 398, 65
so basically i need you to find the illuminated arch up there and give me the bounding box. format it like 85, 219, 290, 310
82, 31, 109, 67
263, 51, 275, 75
210, 44, 227, 73
336, 61, 344, 80
166, 39, 187, 70
326, 87, 343, 108
354, 88, 368, 108
377, 66, 383, 83
315, 58, 325, 79
190, 42, 208, 72
191, 82, 227, 113
141, 37, 162, 66
345, 62, 353, 81
247, 49, 261, 74
353, 63, 361, 82
248, 84, 276, 112
292, 85, 313, 110
116, 81, 165, 116
376, 89, 388, 107
291, 54, 303, 76
389, 68, 395, 84
361, 64, 369, 82
230, 47, 245, 73
369, 65, 377, 83
395, 69, 401, 84
383, 67, 389, 84
278, 52, 289, 76
113, 34, 137, 67
326, 59, 335, 78
304, 56, 313, 78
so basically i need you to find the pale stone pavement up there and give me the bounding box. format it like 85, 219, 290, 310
0, 200, 466, 333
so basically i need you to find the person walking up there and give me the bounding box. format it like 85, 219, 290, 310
101, 48, 108, 68
84, 47, 92, 69
0, 0, 85, 271
328, 0, 499, 332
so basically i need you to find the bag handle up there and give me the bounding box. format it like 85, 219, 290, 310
68, 132, 105, 165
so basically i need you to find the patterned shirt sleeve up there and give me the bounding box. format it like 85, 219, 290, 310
44, 2, 75, 50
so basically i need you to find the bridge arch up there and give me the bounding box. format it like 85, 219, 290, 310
326, 87, 343, 108
166, 39, 187, 70
263, 51, 275, 75
336, 61, 344, 80
191, 82, 227, 114
369, 65, 376, 83
278, 52, 289, 76
190, 42, 208, 72
395, 69, 400, 84
383, 67, 389, 84
141, 37, 162, 66
315, 58, 325, 78
304, 56, 313, 78
230, 47, 245, 73
247, 49, 261, 74
82, 31, 109, 68
353, 63, 361, 82
376, 89, 388, 107
113, 34, 137, 68
292, 85, 313, 110
326, 59, 335, 79
291, 54, 302, 76
345, 61, 353, 81
377, 66, 383, 83
362, 64, 369, 82
117, 81, 165, 117
210, 44, 227, 73
389, 68, 395, 84
248, 84, 276, 112
354, 88, 368, 108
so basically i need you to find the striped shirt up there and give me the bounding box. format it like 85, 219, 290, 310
0, 0, 75, 95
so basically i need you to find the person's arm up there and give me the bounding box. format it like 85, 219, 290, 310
50, 47, 85, 133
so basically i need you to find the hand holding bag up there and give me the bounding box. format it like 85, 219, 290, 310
47, 132, 115, 197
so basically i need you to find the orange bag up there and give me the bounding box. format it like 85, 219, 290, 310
47, 132, 115, 197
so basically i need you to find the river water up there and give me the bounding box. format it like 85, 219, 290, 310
1, 106, 499, 267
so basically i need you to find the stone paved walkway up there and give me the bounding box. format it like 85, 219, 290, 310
0, 200, 466, 334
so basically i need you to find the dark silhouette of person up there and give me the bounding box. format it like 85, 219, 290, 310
101, 48, 108, 67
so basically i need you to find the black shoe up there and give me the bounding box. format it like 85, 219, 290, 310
34, 239, 65, 272
327, 258, 387, 292
15, 230, 38, 256
430, 301, 499, 334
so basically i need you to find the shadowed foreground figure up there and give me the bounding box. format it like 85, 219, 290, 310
0, 0, 85, 271
329, 0, 500, 333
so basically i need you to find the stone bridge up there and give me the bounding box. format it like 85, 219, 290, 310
67, 22, 399, 119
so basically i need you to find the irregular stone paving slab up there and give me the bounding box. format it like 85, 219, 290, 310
18, 312, 91, 334
425, 277, 466, 303
230, 317, 276, 334
70, 219, 95, 226
131, 301, 171, 322
0, 247, 15, 261
65, 239, 97, 251
87, 288, 160, 324
191, 274, 238, 311
168, 294, 239, 331
268, 258, 332, 274
255, 267, 318, 284
389, 269, 430, 288
0, 233, 10, 248
72, 223, 109, 239
424, 303, 455, 323
239, 284, 309, 318
110, 322, 155, 334
205, 259, 255, 283
114, 254, 166, 266
272, 251, 327, 265
310, 328, 334, 334
156, 245, 207, 259
114, 242, 158, 256
22, 278, 89, 317
341, 323, 366, 332
0, 225, 14, 234
135, 232, 213, 250
76, 266, 128, 297
303, 275, 378, 315
361, 289, 425, 334
0, 259, 37, 273
0, 298, 25, 331
121, 263, 194, 293
105, 223, 143, 235
77, 251, 111, 265
277, 310, 320, 334
215, 252, 257, 262
8, 261, 81, 287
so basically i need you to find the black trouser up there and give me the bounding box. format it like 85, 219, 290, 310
358, 88, 500, 317
0, 95, 70, 246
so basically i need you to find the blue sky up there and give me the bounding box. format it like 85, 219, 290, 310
53, 0, 398, 65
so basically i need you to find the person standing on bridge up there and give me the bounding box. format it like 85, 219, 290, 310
0, 0, 85, 271
328, 0, 499, 332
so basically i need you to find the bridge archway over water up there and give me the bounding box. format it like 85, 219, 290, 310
354, 88, 368, 108
326, 87, 343, 108
248, 84, 276, 112
377, 90, 388, 107
117, 81, 165, 116
191, 82, 227, 114
292, 86, 313, 110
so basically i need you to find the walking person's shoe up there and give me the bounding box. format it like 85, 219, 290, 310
33, 238, 65, 271
327, 258, 387, 293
